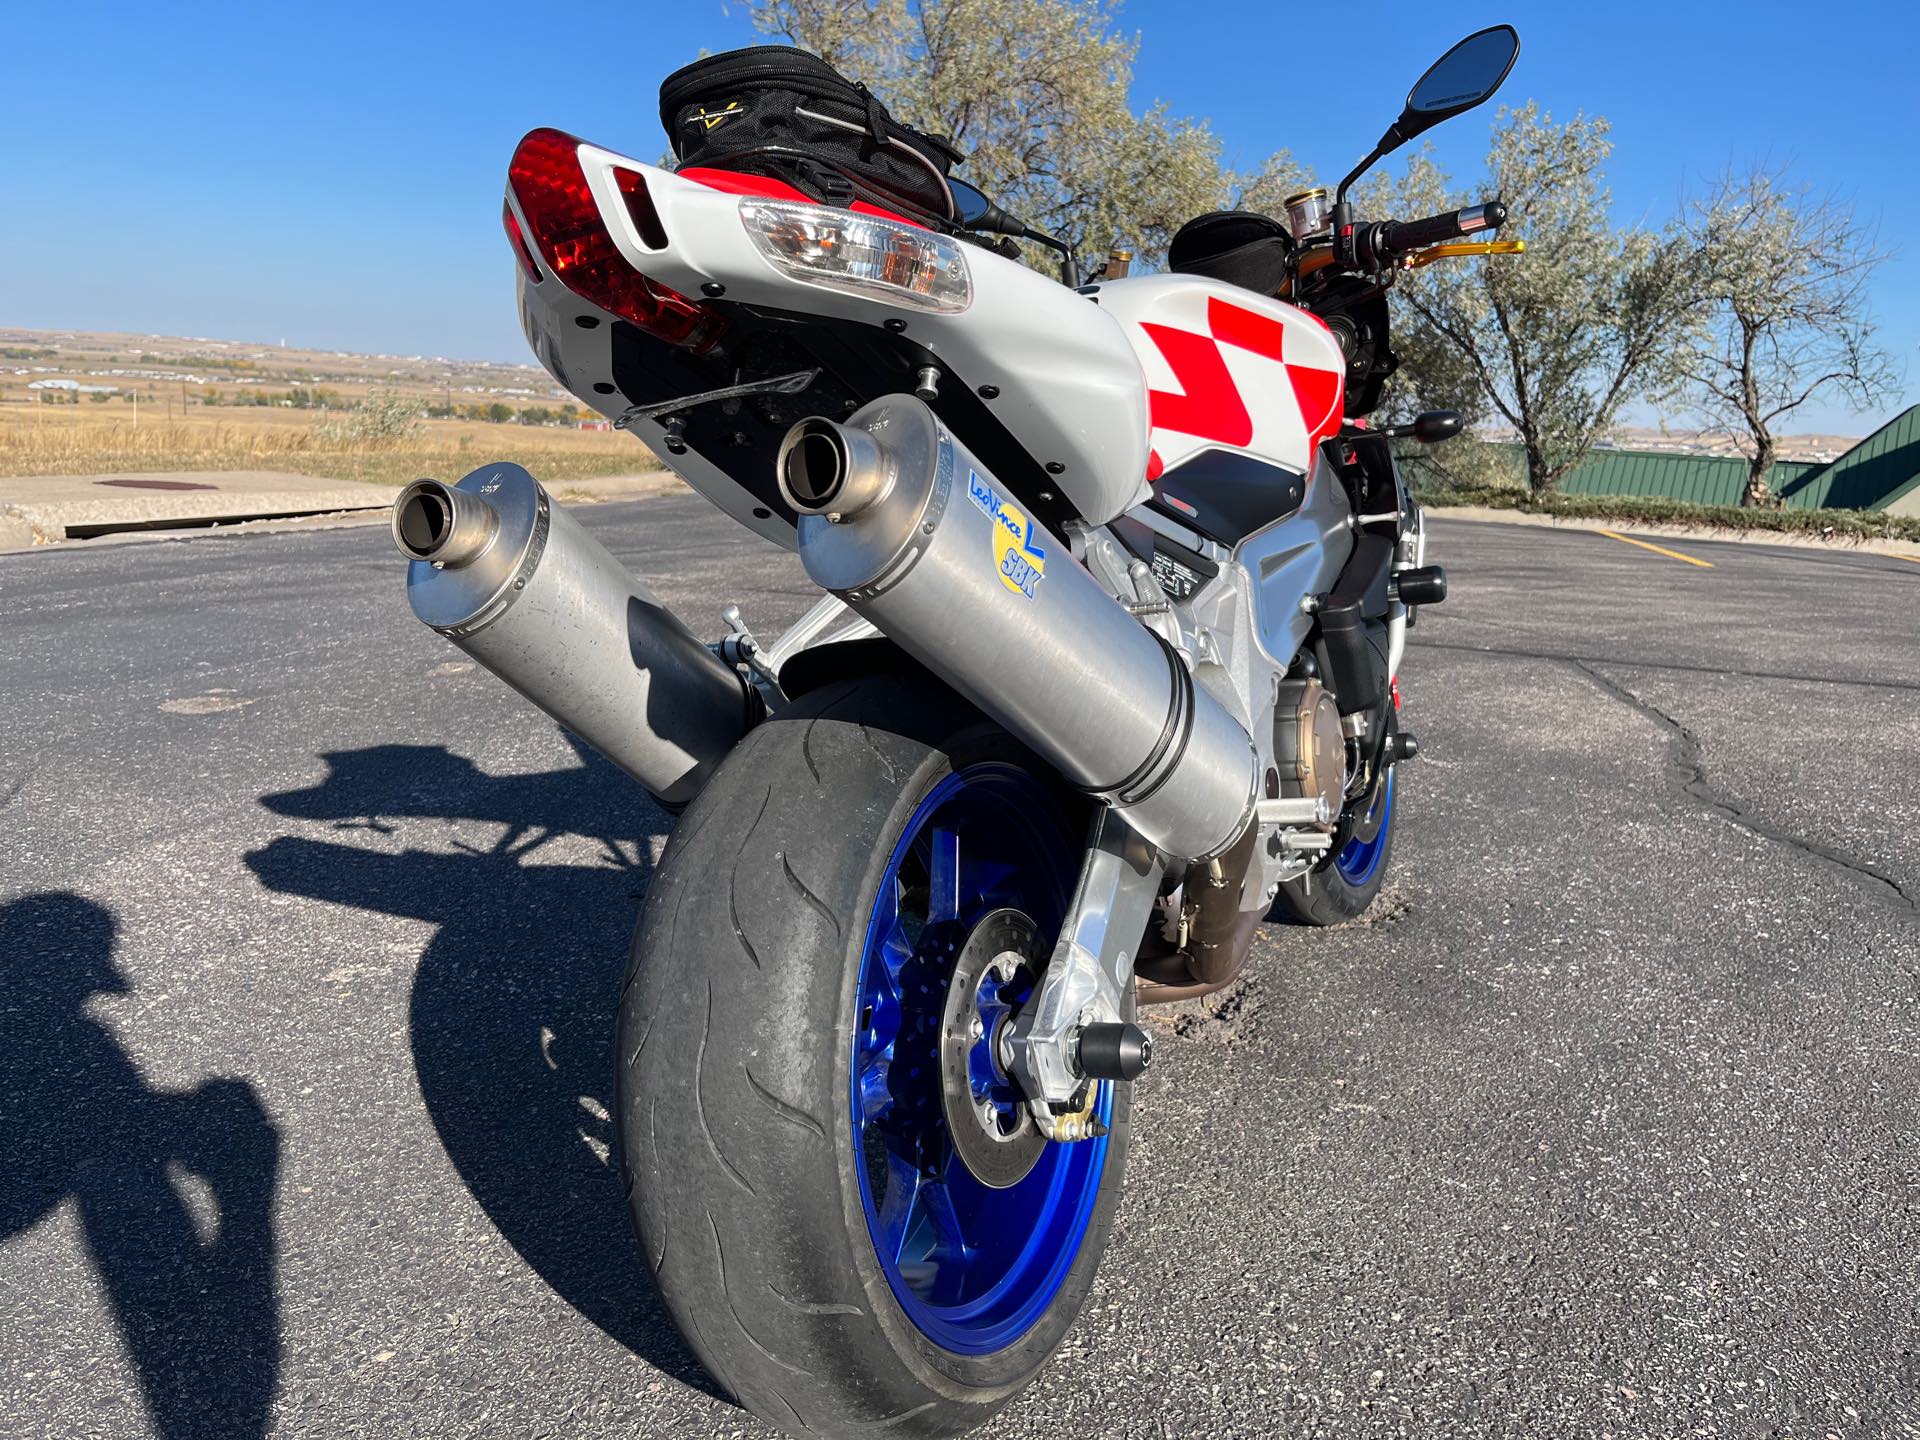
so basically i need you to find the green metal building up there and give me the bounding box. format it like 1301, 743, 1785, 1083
1554, 405, 1920, 515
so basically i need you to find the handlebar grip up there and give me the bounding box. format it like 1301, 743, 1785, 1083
1382, 200, 1506, 256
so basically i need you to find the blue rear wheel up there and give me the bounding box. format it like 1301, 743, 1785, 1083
620, 676, 1130, 1437
852, 762, 1114, 1355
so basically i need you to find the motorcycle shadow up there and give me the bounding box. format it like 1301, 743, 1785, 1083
244, 737, 722, 1400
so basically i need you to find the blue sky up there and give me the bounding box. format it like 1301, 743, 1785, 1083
2, 0, 1913, 432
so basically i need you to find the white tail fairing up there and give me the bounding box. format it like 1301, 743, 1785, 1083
506, 131, 1153, 542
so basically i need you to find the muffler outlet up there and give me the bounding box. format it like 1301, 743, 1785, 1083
786, 396, 1257, 861
392, 478, 500, 566
776, 417, 894, 521
394, 462, 759, 808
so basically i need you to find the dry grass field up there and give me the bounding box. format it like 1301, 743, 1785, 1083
0, 398, 660, 488
0, 327, 663, 488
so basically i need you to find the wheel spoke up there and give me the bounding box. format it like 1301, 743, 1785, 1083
876, 1152, 924, 1266
861, 980, 902, 1055
928, 824, 961, 924
964, 859, 1020, 909
925, 1159, 974, 1257
918, 1162, 980, 1305
874, 876, 916, 977
856, 1056, 894, 1120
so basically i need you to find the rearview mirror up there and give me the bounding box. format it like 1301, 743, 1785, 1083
948, 178, 992, 228
1337, 26, 1519, 203
1400, 26, 1520, 139
945, 176, 1031, 240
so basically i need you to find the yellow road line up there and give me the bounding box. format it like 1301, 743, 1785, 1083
1886, 552, 1920, 565
1594, 529, 1715, 568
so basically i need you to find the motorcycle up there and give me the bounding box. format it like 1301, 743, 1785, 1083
389, 24, 1520, 1437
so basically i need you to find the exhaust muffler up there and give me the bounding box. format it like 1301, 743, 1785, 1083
777, 396, 1256, 861
392, 463, 759, 807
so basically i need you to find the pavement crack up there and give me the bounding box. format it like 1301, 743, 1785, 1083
1571, 659, 1918, 920
1418, 636, 1920, 696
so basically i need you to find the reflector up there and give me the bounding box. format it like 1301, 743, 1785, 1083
507, 128, 725, 352
613, 167, 670, 250
501, 200, 543, 282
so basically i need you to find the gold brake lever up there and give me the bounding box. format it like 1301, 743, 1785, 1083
1402, 238, 1525, 269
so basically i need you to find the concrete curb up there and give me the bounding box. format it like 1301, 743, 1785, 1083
0, 468, 685, 553
0, 471, 398, 543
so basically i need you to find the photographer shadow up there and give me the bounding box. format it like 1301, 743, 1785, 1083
0, 893, 281, 1440
243, 735, 713, 1393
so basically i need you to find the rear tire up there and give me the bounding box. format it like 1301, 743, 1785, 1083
616, 672, 1130, 1438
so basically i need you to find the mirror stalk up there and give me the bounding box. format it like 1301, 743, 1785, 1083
1329, 24, 1520, 264
1332, 144, 1383, 267
1014, 225, 1079, 288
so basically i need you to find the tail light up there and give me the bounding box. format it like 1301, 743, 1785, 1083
506, 128, 726, 353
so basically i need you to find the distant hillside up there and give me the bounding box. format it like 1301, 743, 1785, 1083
0, 327, 567, 409
1482, 423, 1863, 467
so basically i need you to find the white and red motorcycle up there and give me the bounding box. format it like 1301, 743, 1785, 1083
390, 26, 1519, 1437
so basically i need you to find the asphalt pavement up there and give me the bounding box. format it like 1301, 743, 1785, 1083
1, 501, 1916, 1439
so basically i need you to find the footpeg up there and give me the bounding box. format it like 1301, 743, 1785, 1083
1076, 1023, 1152, 1081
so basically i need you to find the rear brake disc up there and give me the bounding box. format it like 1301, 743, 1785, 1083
938, 908, 1047, 1190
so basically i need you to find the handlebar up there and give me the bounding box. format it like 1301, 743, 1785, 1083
1365, 200, 1507, 265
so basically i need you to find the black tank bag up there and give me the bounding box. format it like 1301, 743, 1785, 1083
659, 46, 964, 223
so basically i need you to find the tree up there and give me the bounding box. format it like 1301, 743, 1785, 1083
748, 0, 1293, 269
1381, 105, 1695, 492
1228, 150, 1316, 223
1677, 167, 1896, 506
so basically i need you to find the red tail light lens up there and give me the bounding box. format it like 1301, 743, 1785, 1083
506, 128, 725, 352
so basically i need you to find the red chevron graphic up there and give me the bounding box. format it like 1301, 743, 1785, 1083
1142, 297, 1345, 457
1140, 321, 1252, 448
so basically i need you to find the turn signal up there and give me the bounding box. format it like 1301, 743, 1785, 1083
740, 200, 972, 313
